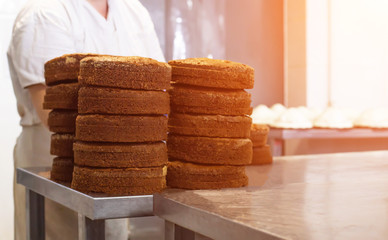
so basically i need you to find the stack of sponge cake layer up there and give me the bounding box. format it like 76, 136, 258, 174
72, 56, 170, 195
250, 124, 273, 165
44, 53, 99, 183
167, 58, 254, 190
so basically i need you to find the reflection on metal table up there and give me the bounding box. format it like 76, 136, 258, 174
268, 127, 388, 156
154, 151, 388, 240
17, 167, 153, 240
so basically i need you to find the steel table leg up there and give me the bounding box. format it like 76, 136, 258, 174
79, 214, 105, 240
26, 189, 45, 240
165, 221, 212, 240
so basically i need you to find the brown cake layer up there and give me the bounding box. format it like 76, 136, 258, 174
44, 53, 101, 86
250, 124, 269, 147
48, 110, 77, 133
50, 134, 74, 157
73, 141, 167, 168
252, 145, 273, 165
169, 58, 254, 89
50, 157, 74, 182
168, 113, 252, 138
79, 56, 171, 90
43, 83, 79, 110
76, 115, 167, 142
71, 166, 166, 195
167, 161, 248, 189
72, 183, 166, 196
169, 85, 252, 116
167, 135, 252, 165
78, 86, 170, 115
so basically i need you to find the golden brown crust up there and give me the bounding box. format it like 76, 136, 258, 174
43, 83, 79, 110
50, 134, 74, 157
72, 181, 166, 196
50, 157, 74, 182
250, 124, 269, 147
167, 161, 248, 189
48, 110, 77, 133
71, 165, 167, 195
168, 113, 251, 138
73, 141, 167, 168
78, 86, 170, 115
45, 53, 101, 86
167, 135, 252, 165
169, 58, 254, 89
168, 160, 246, 175
79, 56, 171, 90
76, 114, 168, 143
169, 85, 252, 116
252, 145, 273, 165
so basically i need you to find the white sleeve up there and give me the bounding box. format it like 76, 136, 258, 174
9, 5, 75, 88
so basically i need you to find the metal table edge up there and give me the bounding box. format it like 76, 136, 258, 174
153, 193, 285, 240
17, 167, 154, 219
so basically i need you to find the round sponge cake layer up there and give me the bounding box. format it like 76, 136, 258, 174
73, 141, 167, 168
79, 56, 171, 90
43, 83, 79, 110
167, 161, 248, 190
167, 135, 252, 165
71, 165, 166, 195
169, 58, 254, 89
76, 114, 168, 143
50, 133, 74, 157
48, 110, 77, 133
169, 85, 252, 116
78, 86, 170, 115
252, 145, 273, 165
50, 157, 74, 182
250, 124, 269, 147
44, 53, 101, 86
168, 113, 252, 138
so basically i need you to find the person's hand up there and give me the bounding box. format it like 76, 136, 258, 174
28, 84, 50, 127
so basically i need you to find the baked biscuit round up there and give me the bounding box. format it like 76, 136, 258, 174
45, 53, 100, 86
50, 134, 74, 157
78, 86, 170, 115
169, 85, 252, 116
167, 135, 252, 165
252, 145, 273, 165
167, 161, 248, 189
73, 141, 167, 168
76, 114, 168, 142
250, 124, 269, 147
168, 113, 251, 138
43, 83, 79, 110
50, 157, 74, 182
48, 110, 77, 133
71, 166, 166, 195
169, 58, 254, 89
79, 56, 171, 90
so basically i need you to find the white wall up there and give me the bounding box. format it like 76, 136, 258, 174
305, 0, 388, 110
330, 0, 388, 109
0, 1, 26, 239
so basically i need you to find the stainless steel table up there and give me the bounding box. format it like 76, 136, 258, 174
154, 151, 388, 240
17, 167, 153, 240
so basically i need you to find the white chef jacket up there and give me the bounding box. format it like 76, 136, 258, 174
8, 0, 165, 127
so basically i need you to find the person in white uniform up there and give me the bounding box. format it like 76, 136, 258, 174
7, 0, 165, 239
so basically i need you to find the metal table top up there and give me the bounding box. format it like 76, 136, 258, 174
17, 167, 153, 220
154, 151, 388, 240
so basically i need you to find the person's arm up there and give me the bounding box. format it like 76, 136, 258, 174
28, 84, 50, 127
